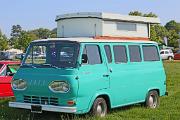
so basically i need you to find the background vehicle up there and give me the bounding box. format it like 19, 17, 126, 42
174, 50, 180, 60
0, 61, 20, 97
0, 51, 16, 60
160, 49, 174, 60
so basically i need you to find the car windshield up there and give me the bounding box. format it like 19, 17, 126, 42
22, 41, 79, 68
0, 64, 3, 69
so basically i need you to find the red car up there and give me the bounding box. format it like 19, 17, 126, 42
0, 61, 20, 97
174, 50, 180, 60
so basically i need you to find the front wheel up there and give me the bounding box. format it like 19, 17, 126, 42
145, 90, 159, 108
168, 56, 173, 61
91, 98, 107, 117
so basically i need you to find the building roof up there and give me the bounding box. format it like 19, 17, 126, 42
56, 12, 160, 24
33, 37, 157, 44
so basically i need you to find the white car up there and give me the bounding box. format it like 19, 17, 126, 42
160, 49, 174, 60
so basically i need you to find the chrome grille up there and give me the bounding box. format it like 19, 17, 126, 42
24, 95, 58, 106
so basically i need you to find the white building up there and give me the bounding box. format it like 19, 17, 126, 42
56, 12, 160, 39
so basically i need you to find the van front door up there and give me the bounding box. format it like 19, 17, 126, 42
77, 44, 110, 110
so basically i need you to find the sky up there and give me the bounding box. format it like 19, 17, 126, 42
0, 0, 180, 37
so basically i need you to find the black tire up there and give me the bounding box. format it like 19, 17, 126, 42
145, 90, 159, 108
91, 97, 107, 117
168, 56, 173, 61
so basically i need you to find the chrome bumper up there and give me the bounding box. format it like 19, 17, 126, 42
9, 102, 77, 113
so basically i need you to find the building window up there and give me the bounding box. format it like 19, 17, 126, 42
117, 22, 137, 31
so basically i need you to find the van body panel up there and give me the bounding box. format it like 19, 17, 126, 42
13, 68, 79, 106
11, 38, 167, 114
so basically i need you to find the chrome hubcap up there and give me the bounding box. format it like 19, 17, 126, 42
149, 95, 157, 108
96, 103, 105, 117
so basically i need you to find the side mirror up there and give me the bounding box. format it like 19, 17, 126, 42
82, 54, 88, 64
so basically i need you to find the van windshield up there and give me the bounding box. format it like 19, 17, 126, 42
22, 41, 79, 68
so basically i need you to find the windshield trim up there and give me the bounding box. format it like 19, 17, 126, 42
22, 41, 80, 69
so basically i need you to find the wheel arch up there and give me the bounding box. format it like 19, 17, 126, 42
87, 92, 111, 113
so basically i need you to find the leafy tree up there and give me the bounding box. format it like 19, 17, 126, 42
129, 11, 142, 16
14, 31, 36, 52
150, 25, 169, 44
9, 25, 22, 46
167, 30, 180, 48
143, 12, 158, 18
30, 28, 51, 39
0, 30, 8, 51
51, 28, 57, 38
129, 11, 157, 18
165, 20, 180, 33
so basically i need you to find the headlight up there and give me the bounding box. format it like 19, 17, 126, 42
49, 81, 70, 93
12, 79, 27, 90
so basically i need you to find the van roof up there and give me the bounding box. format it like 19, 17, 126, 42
33, 37, 157, 44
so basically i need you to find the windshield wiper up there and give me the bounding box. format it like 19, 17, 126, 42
41, 64, 59, 69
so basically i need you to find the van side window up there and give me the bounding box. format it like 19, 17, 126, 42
113, 45, 127, 63
129, 45, 141, 62
104, 45, 112, 63
143, 46, 160, 61
82, 45, 102, 65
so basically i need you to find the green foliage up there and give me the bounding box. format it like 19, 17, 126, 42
167, 30, 180, 48
14, 31, 38, 52
150, 25, 169, 44
129, 11, 157, 18
9, 25, 22, 46
143, 12, 158, 18
165, 20, 180, 33
129, 11, 142, 16
0, 30, 8, 51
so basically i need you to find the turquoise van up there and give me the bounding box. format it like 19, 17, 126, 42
9, 38, 167, 117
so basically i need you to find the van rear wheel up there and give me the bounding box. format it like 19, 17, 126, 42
91, 98, 107, 117
145, 90, 159, 108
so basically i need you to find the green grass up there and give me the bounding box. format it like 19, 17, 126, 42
0, 61, 180, 120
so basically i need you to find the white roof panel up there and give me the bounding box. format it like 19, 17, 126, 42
33, 38, 157, 44
56, 12, 160, 24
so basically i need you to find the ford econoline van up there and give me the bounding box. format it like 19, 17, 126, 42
9, 38, 167, 117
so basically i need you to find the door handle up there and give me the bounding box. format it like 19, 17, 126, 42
103, 74, 109, 77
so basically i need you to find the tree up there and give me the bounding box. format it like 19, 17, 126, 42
143, 12, 158, 18
9, 25, 22, 46
129, 11, 157, 18
165, 20, 180, 33
129, 11, 142, 16
0, 30, 8, 51
31, 28, 51, 39
150, 25, 169, 44
167, 30, 180, 48
51, 28, 57, 38
14, 31, 36, 52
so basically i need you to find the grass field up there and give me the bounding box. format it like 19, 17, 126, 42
0, 61, 180, 120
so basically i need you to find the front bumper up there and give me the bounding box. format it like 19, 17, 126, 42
9, 102, 77, 113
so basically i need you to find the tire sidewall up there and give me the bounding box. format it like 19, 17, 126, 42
145, 91, 159, 108
91, 98, 107, 117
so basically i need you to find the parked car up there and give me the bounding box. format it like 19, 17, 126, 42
160, 49, 174, 60
174, 50, 180, 60
0, 61, 20, 97
0, 51, 16, 60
